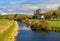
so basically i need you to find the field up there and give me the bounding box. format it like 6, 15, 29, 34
0, 19, 9, 26
47, 21, 60, 27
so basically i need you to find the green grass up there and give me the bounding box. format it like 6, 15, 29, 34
0, 19, 9, 26
47, 21, 60, 32
47, 21, 60, 27
0, 21, 15, 41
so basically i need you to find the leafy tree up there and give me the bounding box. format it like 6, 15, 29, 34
14, 14, 17, 18
33, 9, 41, 19
35, 9, 41, 15
52, 12, 57, 18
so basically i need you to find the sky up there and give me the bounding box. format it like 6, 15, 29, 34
0, 0, 60, 15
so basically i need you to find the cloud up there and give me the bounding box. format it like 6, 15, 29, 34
8, 9, 13, 11
8, 0, 28, 5
9, 2, 17, 4
0, 0, 60, 15
20, 6, 39, 11
19, 3, 60, 13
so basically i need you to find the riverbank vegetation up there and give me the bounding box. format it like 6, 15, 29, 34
22, 19, 60, 32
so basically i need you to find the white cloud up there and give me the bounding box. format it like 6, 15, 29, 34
8, 9, 13, 11
1, 12, 7, 15
20, 6, 39, 11
47, 4, 59, 9
20, 4, 60, 12
0, 0, 60, 15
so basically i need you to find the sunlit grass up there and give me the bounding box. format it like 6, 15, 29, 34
47, 21, 60, 27
0, 21, 15, 41
0, 19, 9, 26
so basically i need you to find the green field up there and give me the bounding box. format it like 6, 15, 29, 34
0, 19, 9, 26
47, 21, 60, 27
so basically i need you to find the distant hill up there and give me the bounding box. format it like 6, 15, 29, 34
42, 9, 60, 17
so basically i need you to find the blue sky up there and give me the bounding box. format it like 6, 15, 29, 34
0, 0, 60, 15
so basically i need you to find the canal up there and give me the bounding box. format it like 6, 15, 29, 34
16, 21, 60, 41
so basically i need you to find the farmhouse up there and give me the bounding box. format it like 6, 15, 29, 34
33, 9, 60, 19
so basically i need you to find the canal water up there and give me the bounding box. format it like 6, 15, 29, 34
16, 21, 60, 41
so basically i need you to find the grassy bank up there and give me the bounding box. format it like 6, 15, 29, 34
0, 21, 15, 41
47, 21, 60, 32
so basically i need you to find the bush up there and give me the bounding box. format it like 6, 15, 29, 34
39, 20, 51, 31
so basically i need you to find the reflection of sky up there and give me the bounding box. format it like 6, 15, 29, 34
0, 0, 60, 15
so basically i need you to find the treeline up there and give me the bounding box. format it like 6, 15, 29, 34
0, 14, 32, 21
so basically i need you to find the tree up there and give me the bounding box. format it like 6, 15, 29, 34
33, 9, 41, 19
14, 14, 17, 20
35, 9, 41, 15
58, 6, 60, 9
14, 14, 17, 18
52, 12, 57, 18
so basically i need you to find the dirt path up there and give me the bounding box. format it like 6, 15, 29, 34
8, 21, 18, 41
0, 21, 13, 32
